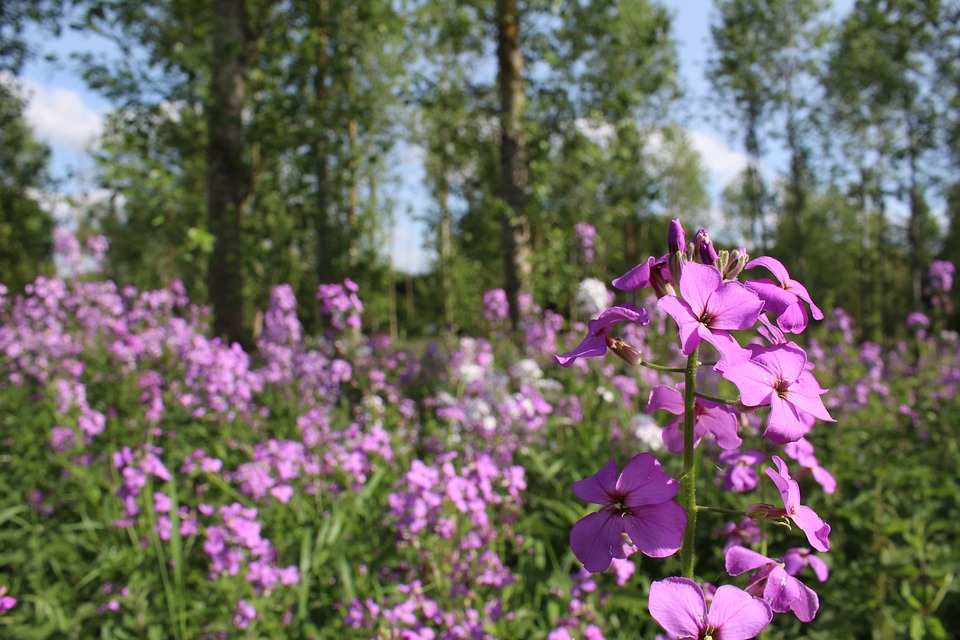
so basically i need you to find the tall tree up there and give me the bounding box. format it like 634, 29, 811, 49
0, 82, 54, 291
825, 0, 943, 313
496, 0, 533, 331
0, 1, 61, 291
707, 0, 786, 250
206, 0, 250, 343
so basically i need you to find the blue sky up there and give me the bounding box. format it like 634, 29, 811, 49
19, 0, 852, 273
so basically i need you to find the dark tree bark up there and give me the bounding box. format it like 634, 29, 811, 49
496, 0, 533, 332
207, 0, 249, 344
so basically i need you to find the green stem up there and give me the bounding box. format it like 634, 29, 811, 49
697, 505, 746, 516
693, 390, 739, 405
680, 348, 699, 578
640, 361, 687, 373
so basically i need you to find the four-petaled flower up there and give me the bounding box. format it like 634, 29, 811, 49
725, 545, 822, 622
751, 455, 831, 552
744, 256, 824, 333
720, 343, 834, 444
570, 453, 686, 572
555, 304, 649, 367
658, 262, 763, 361
649, 576, 772, 640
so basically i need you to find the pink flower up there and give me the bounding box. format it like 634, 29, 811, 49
751, 456, 831, 552
569, 454, 685, 572
744, 256, 824, 333
649, 577, 772, 640
646, 384, 741, 452
555, 304, 649, 367
725, 545, 821, 622
720, 343, 834, 444
657, 262, 763, 361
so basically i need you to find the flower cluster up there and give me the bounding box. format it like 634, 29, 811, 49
559, 219, 835, 636
574, 221, 597, 264
317, 278, 364, 332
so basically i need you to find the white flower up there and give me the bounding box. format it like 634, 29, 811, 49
596, 386, 616, 403
631, 414, 664, 452
576, 278, 612, 319
510, 358, 543, 386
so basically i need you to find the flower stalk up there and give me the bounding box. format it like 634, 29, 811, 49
680, 347, 699, 578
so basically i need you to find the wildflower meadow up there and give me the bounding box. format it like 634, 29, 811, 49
1, 221, 958, 639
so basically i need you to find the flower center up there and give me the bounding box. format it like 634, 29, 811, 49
774, 378, 791, 398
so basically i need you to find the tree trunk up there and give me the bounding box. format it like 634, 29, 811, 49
438, 163, 456, 335
207, 0, 248, 345
906, 106, 924, 310
496, 0, 532, 332
312, 0, 335, 288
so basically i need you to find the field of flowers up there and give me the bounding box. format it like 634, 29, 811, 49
1, 224, 959, 639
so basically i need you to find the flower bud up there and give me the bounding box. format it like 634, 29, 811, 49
745, 502, 789, 527
605, 335, 643, 366
723, 247, 749, 280
668, 252, 684, 287
695, 229, 718, 265
668, 218, 686, 254
649, 267, 675, 298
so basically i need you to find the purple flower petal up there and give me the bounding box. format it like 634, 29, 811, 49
707, 584, 774, 639
570, 509, 625, 573
572, 458, 619, 504
622, 501, 685, 557
765, 565, 819, 622
555, 334, 607, 367
612, 255, 668, 291
657, 295, 702, 355
618, 453, 679, 505
725, 545, 772, 576
648, 577, 706, 638
646, 385, 684, 416
745, 256, 791, 283
705, 280, 764, 331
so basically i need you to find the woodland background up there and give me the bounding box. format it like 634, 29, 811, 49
3, 0, 960, 342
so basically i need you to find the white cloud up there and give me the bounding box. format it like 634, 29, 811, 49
687, 129, 750, 188
21, 79, 104, 150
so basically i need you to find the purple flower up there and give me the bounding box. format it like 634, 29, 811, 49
232, 599, 257, 629
749, 455, 831, 552
783, 547, 829, 582
657, 262, 763, 361
612, 255, 670, 292
726, 545, 820, 622
717, 448, 765, 492
646, 384, 741, 452
482, 289, 510, 323
569, 454, 685, 572
928, 259, 955, 294
716, 518, 763, 553
783, 437, 836, 494
649, 577, 772, 640
555, 304, 649, 367
744, 256, 824, 333
574, 222, 597, 264
667, 218, 685, 254
721, 343, 834, 444
0, 586, 16, 614
694, 228, 718, 264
